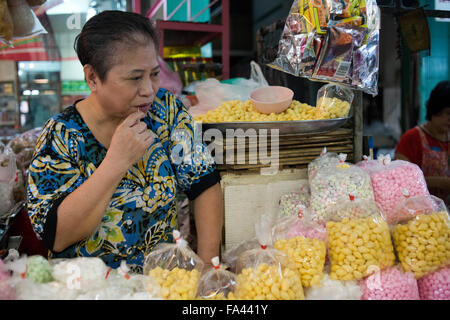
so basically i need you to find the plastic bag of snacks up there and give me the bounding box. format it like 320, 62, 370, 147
50, 257, 109, 292
0, 143, 17, 217
143, 230, 204, 300
310, 153, 374, 221
304, 274, 362, 300
7, 127, 42, 176
326, 195, 395, 281
315, 83, 354, 119
278, 188, 310, 218
222, 238, 260, 274
234, 214, 305, 300
391, 195, 450, 279
25, 255, 54, 284
0, 0, 13, 43
356, 155, 378, 170
7, 0, 47, 40
195, 257, 237, 300
272, 205, 327, 287
0, 258, 16, 300
417, 266, 450, 300
362, 154, 430, 224
360, 265, 420, 300
307, 147, 339, 183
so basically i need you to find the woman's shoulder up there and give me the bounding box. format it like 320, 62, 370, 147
39, 104, 85, 144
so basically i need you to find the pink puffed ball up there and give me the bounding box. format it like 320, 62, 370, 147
0, 259, 16, 300
417, 266, 450, 300
360, 266, 420, 300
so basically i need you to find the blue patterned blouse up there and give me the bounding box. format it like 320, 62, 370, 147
27, 88, 220, 273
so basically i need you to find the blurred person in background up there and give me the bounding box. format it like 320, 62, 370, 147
395, 80, 450, 205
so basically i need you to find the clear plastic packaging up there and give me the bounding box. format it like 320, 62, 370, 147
7, 127, 42, 177
360, 265, 420, 300
25, 255, 53, 283
356, 155, 378, 170
391, 195, 450, 279
315, 83, 354, 119
195, 257, 237, 300
0, 143, 17, 217
26, 0, 46, 6
0, 0, 13, 43
278, 188, 310, 217
221, 237, 260, 274
326, 196, 396, 280
364, 154, 430, 225
307, 147, 339, 183
304, 273, 362, 300
0, 258, 16, 300
272, 205, 327, 287
417, 266, 450, 300
7, 0, 47, 39
143, 230, 204, 300
234, 214, 305, 300
310, 153, 375, 221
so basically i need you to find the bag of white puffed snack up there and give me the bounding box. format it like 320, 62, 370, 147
234, 213, 304, 300
390, 195, 450, 279
195, 256, 237, 300
307, 147, 339, 183
310, 153, 375, 222
325, 194, 396, 281
356, 155, 378, 171
278, 186, 310, 218
304, 274, 362, 300
222, 237, 260, 274
272, 205, 327, 287
143, 229, 204, 300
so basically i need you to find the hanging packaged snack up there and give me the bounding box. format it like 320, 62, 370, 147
310, 153, 374, 221
272, 205, 327, 287
390, 195, 450, 279
417, 266, 450, 300
307, 147, 340, 183
360, 265, 420, 300
326, 195, 396, 281
362, 154, 430, 225
351, 30, 379, 95
195, 257, 237, 300
143, 230, 204, 300
313, 25, 367, 83
315, 83, 354, 119
0, 143, 17, 217
234, 214, 305, 300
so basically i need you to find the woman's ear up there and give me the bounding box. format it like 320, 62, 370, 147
83, 64, 99, 92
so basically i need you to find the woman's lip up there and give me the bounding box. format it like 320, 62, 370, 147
137, 104, 151, 113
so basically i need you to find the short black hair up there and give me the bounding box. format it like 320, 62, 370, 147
426, 80, 450, 121
74, 10, 159, 82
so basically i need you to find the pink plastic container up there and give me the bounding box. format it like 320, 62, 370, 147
250, 86, 294, 114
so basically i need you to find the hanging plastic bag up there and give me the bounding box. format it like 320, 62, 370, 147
360, 265, 420, 300
417, 266, 450, 300
0, 0, 13, 44
158, 56, 182, 98
143, 230, 204, 300
195, 256, 237, 300
363, 154, 430, 225
0, 143, 17, 217
7, 127, 42, 177
391, 195, 450, 279
234, 213, 305, 300
310, 153, 374, 221
26, 0, 46, 7
304, 274, 362, 300
326, 194, 396, 281
221, 237, 260, 274
190, 61, 268, 117
315, 83, 354, 119
7, 0, 47, 40
272, 205, 327, 287
307, 147, 339, 183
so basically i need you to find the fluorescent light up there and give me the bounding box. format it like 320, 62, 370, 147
34, 79, 49, 84
23, 90, 31, 96
31, 90, 40, 95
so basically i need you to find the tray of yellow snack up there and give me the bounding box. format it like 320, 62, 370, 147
193, 99, 351, 135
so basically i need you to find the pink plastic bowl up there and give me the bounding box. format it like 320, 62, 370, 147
250, 86, 294, 114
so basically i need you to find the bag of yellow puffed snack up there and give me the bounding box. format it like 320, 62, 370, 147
390, 195, 450, 279
195, 257, 237, 300
326, 194, 395, 281
143, 230, 204, 300
234, 213, 305, 300
272, 205, 327, 287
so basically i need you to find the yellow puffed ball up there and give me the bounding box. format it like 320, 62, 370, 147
148, 267, 200, 300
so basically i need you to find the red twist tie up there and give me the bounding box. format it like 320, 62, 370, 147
124, 273, 130, 280
261, 245, 267, 250
214, 265, 220, 270
349, 194, 355, 201
298, 210, 303, 219
105, 267, 112, 279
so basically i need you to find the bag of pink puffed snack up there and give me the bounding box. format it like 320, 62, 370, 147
361, 154, 430, 224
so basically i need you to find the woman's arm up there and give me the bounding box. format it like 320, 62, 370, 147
193, 182, 224, 266
53, 112, 153, 252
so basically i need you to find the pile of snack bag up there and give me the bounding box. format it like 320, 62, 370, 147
269, 0, 380, 95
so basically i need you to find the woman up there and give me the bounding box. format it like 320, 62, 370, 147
395, 80, 450, 205
26, 11, 223, 273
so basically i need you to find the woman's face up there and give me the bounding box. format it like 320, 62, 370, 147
431, 107, 450, 134
94, 40, 160, 120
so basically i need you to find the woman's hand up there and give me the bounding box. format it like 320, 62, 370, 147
106, 111, 155, 172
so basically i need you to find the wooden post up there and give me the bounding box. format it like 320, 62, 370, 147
353, 90, 363, 163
